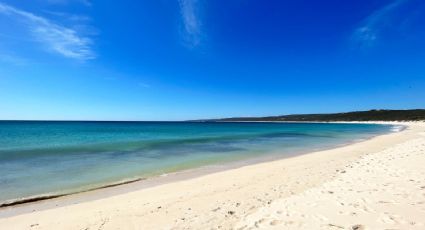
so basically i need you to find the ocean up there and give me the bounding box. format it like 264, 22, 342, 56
0, 121, 396, 205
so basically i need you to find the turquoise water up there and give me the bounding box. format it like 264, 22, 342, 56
0, 121, 394, 204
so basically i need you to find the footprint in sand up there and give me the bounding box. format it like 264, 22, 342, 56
269, 219, 282, 226
351, 224, 365, 230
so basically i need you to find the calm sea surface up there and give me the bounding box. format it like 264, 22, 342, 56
0, 121, 396, 204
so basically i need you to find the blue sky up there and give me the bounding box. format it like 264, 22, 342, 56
0, 0, 424, 120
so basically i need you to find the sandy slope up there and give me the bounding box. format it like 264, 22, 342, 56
236, 125, 425, 229
0, 122, 424, 230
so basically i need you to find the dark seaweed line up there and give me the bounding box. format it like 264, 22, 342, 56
0, 178, 145, 208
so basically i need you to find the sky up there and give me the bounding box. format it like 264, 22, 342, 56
0, 0, 424, 121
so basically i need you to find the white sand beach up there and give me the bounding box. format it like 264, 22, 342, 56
0, 122, 424, 229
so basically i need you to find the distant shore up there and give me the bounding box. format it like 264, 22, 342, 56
0, 121, 424, 229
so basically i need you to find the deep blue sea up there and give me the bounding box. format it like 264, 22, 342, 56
0, 121, 396, 204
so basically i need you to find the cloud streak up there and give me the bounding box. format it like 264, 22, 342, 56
0, 2, 94, 60
178, 0, 201, 47
353, 0, 409, 45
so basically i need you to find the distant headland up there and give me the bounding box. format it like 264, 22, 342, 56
206, 109, 425, 122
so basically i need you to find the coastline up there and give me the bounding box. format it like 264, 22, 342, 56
0, 122, 394, 211
0, 121, 423, 229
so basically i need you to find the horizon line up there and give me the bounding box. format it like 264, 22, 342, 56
1, 109, 423, 122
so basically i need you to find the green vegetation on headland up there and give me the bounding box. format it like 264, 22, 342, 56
210, 109, 425, 122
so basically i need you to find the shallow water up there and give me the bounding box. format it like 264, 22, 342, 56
0, 121, 394, 203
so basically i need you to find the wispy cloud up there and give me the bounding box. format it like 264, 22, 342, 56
0, 2, 94, 60
353, 0, 409, 45
178, 0, 202, 47
43, 10, 91, 23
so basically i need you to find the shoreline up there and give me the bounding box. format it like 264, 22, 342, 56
0, 121, 423, 229
0, 123, 396, 212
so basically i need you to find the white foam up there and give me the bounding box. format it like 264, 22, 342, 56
391, 125, 404, 132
